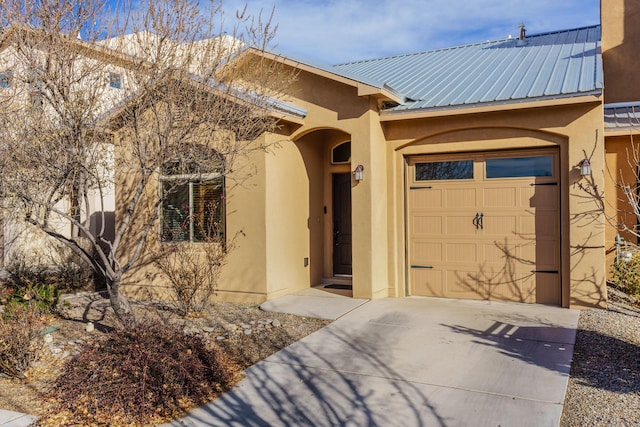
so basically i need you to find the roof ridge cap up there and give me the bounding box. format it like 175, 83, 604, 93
334, 24, 601, 67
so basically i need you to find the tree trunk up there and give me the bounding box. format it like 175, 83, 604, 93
105, 274, 136, 327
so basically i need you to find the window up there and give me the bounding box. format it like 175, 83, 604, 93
109, 72, 122, 89
485, 156, 553, 178
0, 71, 12, 88
160, 157, 225, 243
415, 160, 474, 181
331, 141, 351, 164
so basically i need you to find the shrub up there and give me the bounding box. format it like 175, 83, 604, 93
3, 282, 59, 314
610, 252, 640, 297
6, 252, 94, 294
154, 240, 227, 316
0, 305, 44, 379
49, 320, 239, 425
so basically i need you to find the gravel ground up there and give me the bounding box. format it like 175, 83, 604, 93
561, 286, 640, 426
0, 293, 330, 419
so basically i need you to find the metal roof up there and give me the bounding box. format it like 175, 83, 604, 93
333, 25, 603, 112
604, 103, 640, 130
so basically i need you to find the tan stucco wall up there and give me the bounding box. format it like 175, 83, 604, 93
115, 130, 271, 304
602, 0, 640, 103
263, 132, 313, 298
604, 133, 640, 274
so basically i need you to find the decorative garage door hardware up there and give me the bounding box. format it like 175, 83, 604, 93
531, 270, 559, 274
529, 182, 558, 186
473, 212, 484, 230
411, 265, 434, 269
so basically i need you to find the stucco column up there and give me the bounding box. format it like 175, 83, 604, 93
350, 103, 389, 299
566, 107, 607, 308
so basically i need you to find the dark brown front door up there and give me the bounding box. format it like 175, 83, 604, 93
333, 173, 352, 275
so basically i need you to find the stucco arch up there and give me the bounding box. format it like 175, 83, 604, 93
291, 126, 351, 144
396, 126, 567, 151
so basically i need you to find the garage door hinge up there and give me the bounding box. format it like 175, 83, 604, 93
410, 186, 433, 190
411, 265, 433, 269
531, 270, 559, 274
529, 182, 557, 186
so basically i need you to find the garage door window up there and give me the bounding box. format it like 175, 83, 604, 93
486, 156, 553, 178
415, 160, 473, 181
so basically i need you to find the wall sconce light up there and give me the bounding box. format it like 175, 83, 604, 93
353, 164, 364, 181
580, 158, 591, 176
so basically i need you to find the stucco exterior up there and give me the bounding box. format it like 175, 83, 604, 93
116, 56, 608, 308
8, 2, 639, 310
602, 0, 640, 278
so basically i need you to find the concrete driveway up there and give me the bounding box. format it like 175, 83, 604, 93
165, 296, 579, 427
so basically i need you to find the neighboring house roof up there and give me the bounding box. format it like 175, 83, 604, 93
333, 25, 603, 113
604, 102, 640, 131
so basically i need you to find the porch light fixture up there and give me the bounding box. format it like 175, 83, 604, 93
353, 164, 364, 181
580, 158, 591, 177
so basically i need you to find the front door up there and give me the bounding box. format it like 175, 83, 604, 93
333, 173, 352, 275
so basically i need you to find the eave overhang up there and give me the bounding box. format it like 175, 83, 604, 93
380, 92, 603, 121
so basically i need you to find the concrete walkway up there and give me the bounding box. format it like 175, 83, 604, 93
164, 295, 579, 426
260, 287, 369, 320
0, 410, 37, 427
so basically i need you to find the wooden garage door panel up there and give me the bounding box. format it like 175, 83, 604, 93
411, 269, 443, 296
529, 241, 560, 268
407, 150, 560, 305
445, 216, 475, 235
445, 188, 477, 208
482, 215, 517, 236
536, 273, 561, 305
524, 186, 558, 209
412, 215, 443, 235
411, 241, 442, 263
483, 187, 517, 208
481, 274, 537, 303
446, 242, 478, 263
444, 270, 479, 296
520, 213, 558, 237
411, 188, 443, 209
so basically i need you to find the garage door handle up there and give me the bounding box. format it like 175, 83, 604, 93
473, 213, 479, 230
479, 213, 484, 230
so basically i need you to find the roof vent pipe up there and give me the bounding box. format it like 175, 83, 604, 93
519, 23, 526, 40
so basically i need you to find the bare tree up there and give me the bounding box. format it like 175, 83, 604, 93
0, 0, 292, 324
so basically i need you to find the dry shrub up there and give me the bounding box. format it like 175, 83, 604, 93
47, 319, 240, 426
0, 305, 44, 379
154, 239, 227, 316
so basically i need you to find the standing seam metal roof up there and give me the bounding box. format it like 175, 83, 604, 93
333, 25, 602, 112
604, 103, 640, 129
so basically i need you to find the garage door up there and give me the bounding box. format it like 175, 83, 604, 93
407, 150, 560, 305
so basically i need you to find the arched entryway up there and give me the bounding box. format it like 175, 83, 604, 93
294, 128, 353, 294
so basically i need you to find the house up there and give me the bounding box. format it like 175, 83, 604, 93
4, 1, 639, 309
119, 3, 631, 309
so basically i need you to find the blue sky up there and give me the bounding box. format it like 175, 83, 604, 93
219, 0, 600, 64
